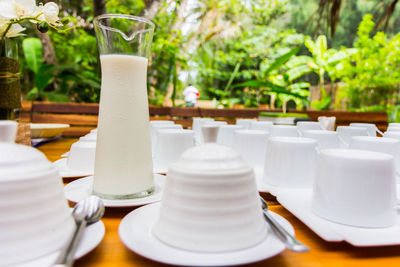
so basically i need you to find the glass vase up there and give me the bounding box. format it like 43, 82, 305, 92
0, 37, 21, 120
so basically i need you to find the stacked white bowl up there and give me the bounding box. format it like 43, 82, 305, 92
153, 142, 267, 252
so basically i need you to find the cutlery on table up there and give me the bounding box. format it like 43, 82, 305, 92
260, 196, 309, 252
54, 195, 105, 267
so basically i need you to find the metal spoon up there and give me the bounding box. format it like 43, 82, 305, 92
54, 196, 105, 267
260, 196, 309, 252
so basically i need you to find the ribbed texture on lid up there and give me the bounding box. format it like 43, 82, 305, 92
0, 143, 54, 181
169, 143, 251, 173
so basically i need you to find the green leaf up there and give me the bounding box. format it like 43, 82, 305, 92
287, 65, 312, 81
326, 48, 358, 65
43, 92, 70, 102
35, 64, 54, 90
224, 61, 241, 92
233, 80, 308, 100
26, 87, 39, 100
311, 97, 331, 110
264, 46, 300, 75
22, 38, 43, 74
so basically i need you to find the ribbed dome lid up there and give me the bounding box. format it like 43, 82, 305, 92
0, 143, 54, 181
170, 143, 251, 173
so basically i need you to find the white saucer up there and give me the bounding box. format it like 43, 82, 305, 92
16, 220, 105, 267
278, 189, 400, 246
53, 158, 93, 178
64, 174, 165, 207
255, 168, 312, 196
119, 202, 294, 266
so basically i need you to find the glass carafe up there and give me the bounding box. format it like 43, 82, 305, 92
93, 14, 155, 199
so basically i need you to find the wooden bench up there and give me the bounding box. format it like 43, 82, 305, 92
22, 101, 389, 137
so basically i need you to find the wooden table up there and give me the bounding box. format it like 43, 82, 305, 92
39, 138, 400, 267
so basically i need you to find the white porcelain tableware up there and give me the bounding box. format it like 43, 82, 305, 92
0, 120, 17, 142
0, 142, 75, 266
263, 137, 317, 188
250, 120, 273, 132
66, 135, 97, 173
384, 131, 400, 140
217, 124, 243, 147
278, 189, 400, 246
386, 126, 400, 132
318, 116, 336, 131
232, 129, 269, 171
153, 143, 267, 253
151, 124, 182, 154
302, 130, 339, 149
312, 149, 397, 228
192, 118, 214, 144
336, 126, 368, 147
235, 118, 256, 129
153, 129, 194, 173
350, 136, 400, 178
15, 219, 105, 267
349, 123, 383, 136
64, 174, 165, 208
270, 125, 298, 137
296, 121, 322, 136
119, 202, 294, 266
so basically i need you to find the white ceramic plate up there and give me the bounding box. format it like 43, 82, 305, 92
277, 189, 400, 246
119, 202, 294, 266
53, 158, 92, 178
15, 220, 105, 267
30, 123, 70, 139
255, 168, 313, 196
64, 174, 165, 207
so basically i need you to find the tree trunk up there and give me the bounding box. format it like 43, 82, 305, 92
93, 0, 106, 17
35, 30, 57, 66
141, 0, 162, 20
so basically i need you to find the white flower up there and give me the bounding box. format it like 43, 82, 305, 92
0, 0, 36, 19
5, 23, 25, 37
43, 2, 59, 25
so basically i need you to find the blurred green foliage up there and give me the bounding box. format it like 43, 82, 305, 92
16, 0, 400, 116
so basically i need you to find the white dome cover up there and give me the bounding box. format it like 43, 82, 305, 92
153, 143, 267, 252
0, 143, 75, 266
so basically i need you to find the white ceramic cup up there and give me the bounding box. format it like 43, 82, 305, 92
217, 124, 243, 147
296, 121, 322, 136
302, 130, 339, 149
151, 124, 182, 154
263, 137, 317, 188
349, 123, 383, 136
0, 120, 18, 143
386, 126, 400, 132
336, 126, 368, 148
250, 121, 273, 132
235, 119, 256, 129
192, 118, 214, 145
350, 136, 400, 179
67, 135, 97, 172
232, 129, 269, 171
153, 129, 194, 173
312, 149, 397, 228
270, 125, 298, 137
201, 125, 219, 143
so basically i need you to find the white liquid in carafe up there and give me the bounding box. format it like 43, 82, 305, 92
93, 54, 154, 197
